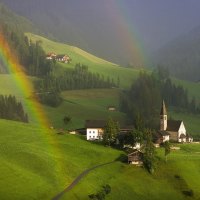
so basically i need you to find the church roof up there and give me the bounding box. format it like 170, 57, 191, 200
166, 120, 182, 132
157, 130, 170, 136
160, 100, 167, 115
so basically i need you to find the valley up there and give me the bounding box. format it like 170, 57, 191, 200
0, 2, 200, 199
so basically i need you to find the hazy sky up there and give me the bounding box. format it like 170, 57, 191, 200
115, 0, 200, 51
2, 0, 200, 63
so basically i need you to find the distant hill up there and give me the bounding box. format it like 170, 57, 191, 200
0, 0, 143, 66
0, 2, 39, 73
153, 25, 200, 82
0, 2, 39, 33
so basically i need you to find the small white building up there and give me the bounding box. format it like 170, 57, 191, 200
85, 120, 106, 140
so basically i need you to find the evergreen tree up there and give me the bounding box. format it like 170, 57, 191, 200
163, 141, 170, 162
0, 94, 28, 123
103, 118, 119, 146
143, 129, 156, 173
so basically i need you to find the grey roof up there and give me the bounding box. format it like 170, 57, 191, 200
166, 120, 182, 132
85, 120, 106, 128
160, 100, 167, 115
157, 130, 170, 136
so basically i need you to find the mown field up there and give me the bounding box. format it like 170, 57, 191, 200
0, 118, 200, 200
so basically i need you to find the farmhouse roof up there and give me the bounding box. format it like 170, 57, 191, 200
166, 120, 182, 132
128, 150, 143, 162
56, 54, 67, 58
85, 120, 106, 128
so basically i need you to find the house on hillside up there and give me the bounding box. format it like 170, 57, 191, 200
55, 54, 71, 63
156, 101, 193, 143
85, 120, 134, 141
85, 120, 106, 140
128, 150, 143, 165
46, 52, 57, 60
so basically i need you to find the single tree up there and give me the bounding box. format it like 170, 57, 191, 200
63, 115, 71, 125
103, 118, 119, 146
163, 141, 170, 162
143, 129, 156, 173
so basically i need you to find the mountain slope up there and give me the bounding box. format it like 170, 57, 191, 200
0, 0, 143, 65
153, 25, 200, 82
0, 2, 38, 33
26, 33, 142, 88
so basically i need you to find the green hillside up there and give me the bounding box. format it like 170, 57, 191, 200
173, 78, 200, 103
26, 33, 142, 88
0, 119, 200, 200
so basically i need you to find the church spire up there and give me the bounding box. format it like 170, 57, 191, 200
160, 100, 167, 131
160, 100, 167, 115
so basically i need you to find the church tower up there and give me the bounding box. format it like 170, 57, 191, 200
160, 100, 167, 131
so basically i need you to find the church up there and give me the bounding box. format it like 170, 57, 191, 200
157, 101, 193, 143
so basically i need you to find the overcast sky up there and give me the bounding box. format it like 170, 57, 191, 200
2, 0, 200, 63
115, 0, 200, 51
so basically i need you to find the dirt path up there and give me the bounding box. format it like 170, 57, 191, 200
52, 161, 115, 200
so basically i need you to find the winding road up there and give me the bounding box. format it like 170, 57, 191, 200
52, 161, 115, 200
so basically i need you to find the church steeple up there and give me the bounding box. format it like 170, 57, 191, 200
160, 100, 167, 131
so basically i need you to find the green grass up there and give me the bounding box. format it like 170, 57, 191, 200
26, 33, 143, 88
44, 88, 126, 129
61, 143, 200, 200
173, 78, 200, 103
1, 118, 200, 200
0, 119, 123, 200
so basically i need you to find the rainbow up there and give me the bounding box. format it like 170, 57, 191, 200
104, 0, 148, 67
0, 32, 65, 184
0, 31, 49, 127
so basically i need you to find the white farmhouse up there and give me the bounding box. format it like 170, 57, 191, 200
85, 120, 106, 140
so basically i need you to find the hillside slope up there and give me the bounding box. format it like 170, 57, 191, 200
0, 119, 200, 200
0, 2, 38, 34
26, 33, 142, 88
153, 25, 200, 82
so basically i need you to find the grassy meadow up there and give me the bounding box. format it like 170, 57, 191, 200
1, 117, 199, 200
26, 33, 143, 88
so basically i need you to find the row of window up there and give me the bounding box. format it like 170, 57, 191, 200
89, 130, 96, 133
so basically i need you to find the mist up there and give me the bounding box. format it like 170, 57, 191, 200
1, 0, 200, 65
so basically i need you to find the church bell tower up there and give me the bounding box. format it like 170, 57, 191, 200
160, 100, 167, 131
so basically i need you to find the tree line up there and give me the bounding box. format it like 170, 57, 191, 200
120, 67, 200, 129
35, 64, 116, 92
0, 22, 53, 77
0, 94, 28, 123
34, 64, 117, 106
